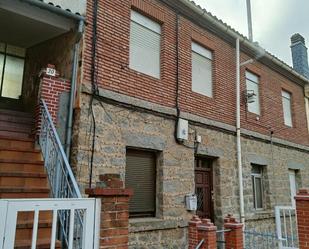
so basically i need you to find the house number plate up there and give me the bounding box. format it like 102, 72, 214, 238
46, 67, 56, 76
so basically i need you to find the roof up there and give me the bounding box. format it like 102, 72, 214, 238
175, 0, 309, 85
37, 0, 87, 16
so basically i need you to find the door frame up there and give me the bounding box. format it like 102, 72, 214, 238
194, 157, 214, 221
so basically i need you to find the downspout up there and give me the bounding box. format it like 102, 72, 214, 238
65, 20, 84, 157
236, 38, 245, 225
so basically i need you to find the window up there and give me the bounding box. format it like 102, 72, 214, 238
289, 170, 297, 207
192, 42, 213, 97
251, 165, 263, 210
282, 90, 293, 127
129, 10, 161, 78
0, 43, 25, 99
125, 149, 156, 217
246, 71, 260, 115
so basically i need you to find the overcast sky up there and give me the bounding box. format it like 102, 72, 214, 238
193, 0, 309, 66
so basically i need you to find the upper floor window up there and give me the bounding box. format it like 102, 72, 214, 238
191, 42, 213, 97
245, 71, 260, 115
282, 90, 293, 127
129, 10, 161, 79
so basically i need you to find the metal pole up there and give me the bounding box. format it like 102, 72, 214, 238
246, 0, 253, 41
236, 38, 245, 225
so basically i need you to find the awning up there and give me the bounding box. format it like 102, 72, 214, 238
0, 0, 85, 48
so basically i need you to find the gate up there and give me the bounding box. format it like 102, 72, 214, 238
275, 206, 299, 249
0, 198, 100, 249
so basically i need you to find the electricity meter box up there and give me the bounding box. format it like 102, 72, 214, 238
177, 118, 188, 141
185, 194, 197, 211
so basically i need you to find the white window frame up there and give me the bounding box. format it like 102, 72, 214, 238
246, 71, 260, 115
129, 10, 161, 79
191, 42, 213, 97
289, 170, 297, 207
251, 166, 264, 210
282, 90, 293, 127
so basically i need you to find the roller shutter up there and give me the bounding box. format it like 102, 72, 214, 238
126, 149, 156, 217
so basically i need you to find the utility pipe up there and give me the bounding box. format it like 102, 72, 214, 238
65, 20, 84, 157
246, 0, 253, 41
236, 38, 245, 224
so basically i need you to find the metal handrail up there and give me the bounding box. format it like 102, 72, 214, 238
39, 99, 84, 248
195, 239, 204, 249
39, 99, 82, 198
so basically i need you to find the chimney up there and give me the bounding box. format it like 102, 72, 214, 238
291, 33, 309, 79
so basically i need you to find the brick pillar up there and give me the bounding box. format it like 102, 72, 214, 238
86, 174, 133, 249
188, 216, 202, 249
197, 219, 217, 249
35, 64, 71, 134
295, 189, 309, 249
224, 215, 244, 249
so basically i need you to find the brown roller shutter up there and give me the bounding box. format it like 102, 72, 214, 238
126, 149, 156, 217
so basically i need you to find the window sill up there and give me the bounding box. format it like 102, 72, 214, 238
129, 218, 187, 233
246, 210, 274, 221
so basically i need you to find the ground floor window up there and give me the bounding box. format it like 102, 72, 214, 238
289, 169, 300, 207
0, 43, 26, 99
125, 149, 156, 218
251, 164, 264, 210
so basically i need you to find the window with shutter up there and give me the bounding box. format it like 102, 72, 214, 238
191, 42, 213, 97
282, 90, 293, 127
129, 10, 161, 79
246, 71, 260, 115
125, 149, 156, 217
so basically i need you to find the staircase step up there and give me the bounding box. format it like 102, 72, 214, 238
15, 240, 61, 249
0, 186, 49, 193
0, 123, 32, 133
15, 226, 52, 241
0, 192, 49, 198
0, 109, 32, 118
14, 239, 61, 249
0, 137, 35, 150
0, 162, 45, 174
0, 150, 42, 161
17, 219, 53, 229
0, 130, 32, 140
0, 114, 33, 125
17, 210, 53, 222
0, 172, 48, 188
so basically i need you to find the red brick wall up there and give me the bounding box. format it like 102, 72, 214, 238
295, 189, 309, 249
40, 71, 71, 124
83, 0, 309, 146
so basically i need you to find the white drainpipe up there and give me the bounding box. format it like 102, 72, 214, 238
236, 38, 245, 225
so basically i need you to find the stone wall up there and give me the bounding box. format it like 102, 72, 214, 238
72, 92, 309, 247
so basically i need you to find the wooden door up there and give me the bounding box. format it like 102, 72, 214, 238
195, 158, 214, 220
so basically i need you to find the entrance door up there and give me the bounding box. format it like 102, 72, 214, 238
0, 43, 26, 107
195, 158, 214, 220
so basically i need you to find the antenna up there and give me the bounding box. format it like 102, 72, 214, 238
246, 0, 253, 41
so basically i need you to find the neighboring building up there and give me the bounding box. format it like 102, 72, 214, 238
69, 0, 309, 248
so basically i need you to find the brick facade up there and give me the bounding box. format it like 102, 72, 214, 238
295, 189, 309, 249
86, 174, 133, 249
39, 65, 71, 124
82, 0, 309, 146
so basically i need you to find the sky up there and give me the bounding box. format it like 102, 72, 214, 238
193, 0, 309, 66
